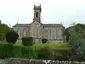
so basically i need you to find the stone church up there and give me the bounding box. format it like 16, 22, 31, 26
13, 5, 65, 43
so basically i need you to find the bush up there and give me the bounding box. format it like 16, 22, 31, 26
37, 46, 54, 60
0, 24, 9, 42
0, 43, 14, 58
0, 43, 37, 59
70, 55, 85, 61
54, 49, 71, 60
0, 43, 71, 60
22, 37, 33, 46
42, 38, 47, 43
6, 30, 19, 43
13, 45, 36, 59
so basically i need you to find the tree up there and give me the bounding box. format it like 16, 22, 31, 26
6, 30, 19, 43
65, 23, 85, 61
0, 24, 9, 42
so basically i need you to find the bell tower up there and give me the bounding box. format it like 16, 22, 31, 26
33, 5, 42, 23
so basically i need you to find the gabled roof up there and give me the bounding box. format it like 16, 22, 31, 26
13, 24, 30, 27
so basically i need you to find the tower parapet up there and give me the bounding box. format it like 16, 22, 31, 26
33, 5, 42, 22
34, 5, 42, 12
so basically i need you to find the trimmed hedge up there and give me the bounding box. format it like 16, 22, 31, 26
32, 43, 71, 60
22, 37, 33, 46
0, 43, 37, 59
0, 43, 71, 60
42, 38, 47, 43
6, 31, 19, 43
37, 46, 54, 60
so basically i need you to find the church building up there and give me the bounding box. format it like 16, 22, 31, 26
13, 5, 65, 43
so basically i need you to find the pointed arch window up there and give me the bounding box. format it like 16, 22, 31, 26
18, 29, 21, 37
34, 28, 38, 37
53, 30, 57, 39
24, 29, 26, 36
47, 29, 51, 39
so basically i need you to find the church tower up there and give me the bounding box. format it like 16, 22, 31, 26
33, 5, 42, 23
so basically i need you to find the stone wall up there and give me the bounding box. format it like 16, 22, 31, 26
0, 58, 85, 64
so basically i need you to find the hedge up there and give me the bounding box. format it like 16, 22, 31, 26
0, 43, 37, 59
42, 38, 47, 43
0, 43, 71, 60
22, 37, 33, 46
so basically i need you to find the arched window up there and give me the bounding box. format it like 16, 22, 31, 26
34, 28, 38, 37
24, 29, 26, 36
36, 12, 38, 18
53, 30, 57, 39
47, 29, 51, 39
18, 29, 21, 37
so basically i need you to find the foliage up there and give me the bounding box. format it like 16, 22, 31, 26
32, 43, 71, 50
0, 43, 37, 59
0, 24, 9, 41
0, 43, 13, 58
33, 43, 71, 60
54, 49, 71, 61
0, 43, 71, 60
65, 23, 85, 61
6, 30, 19, 43
71, 55, 85, 61
22, 37, 33, 46
0, 33, 5, 42
37, 46, 54, 60
42, 38, 47, 43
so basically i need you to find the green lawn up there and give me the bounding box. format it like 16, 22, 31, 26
32, 43, 71, 51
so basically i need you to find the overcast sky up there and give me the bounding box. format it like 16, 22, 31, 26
0, 0, 85, 28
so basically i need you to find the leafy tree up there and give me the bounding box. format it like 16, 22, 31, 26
6, 30, 19, 43
65, 23, 85, 60
0, 24, 9, 42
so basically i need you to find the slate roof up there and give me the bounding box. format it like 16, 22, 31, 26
13, 23, 63, 27
13, 24, 30, 27
43, 24, 63, 27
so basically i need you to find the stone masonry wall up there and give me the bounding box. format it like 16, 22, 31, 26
0, 58, 85, 64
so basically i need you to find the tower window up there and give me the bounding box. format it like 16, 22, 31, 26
36, 12, 38, 18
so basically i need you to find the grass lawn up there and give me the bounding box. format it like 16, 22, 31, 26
32, 43, 71, 51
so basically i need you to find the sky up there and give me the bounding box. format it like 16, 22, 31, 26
0, 0, 85, 28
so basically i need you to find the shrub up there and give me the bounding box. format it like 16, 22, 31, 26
37, 46, 54, 60
0, 24, 9, 42
6, 30, 19, 43
13, 45, 35, 59
22, 37, 33, 46
54, 49, 71, 61
0, 43, 71, 60
0, 43, 14, 58
0, 43, 37, 59
70, 55, 85, 61
42, 38, 47, 43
